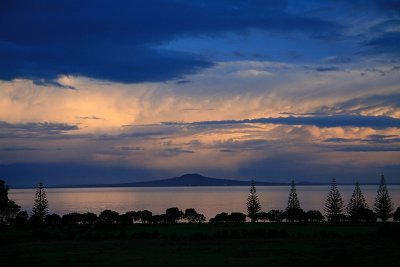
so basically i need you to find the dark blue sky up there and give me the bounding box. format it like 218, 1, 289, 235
0, 0, 399, 186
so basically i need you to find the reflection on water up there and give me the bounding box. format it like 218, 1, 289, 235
9, 185, 400, 219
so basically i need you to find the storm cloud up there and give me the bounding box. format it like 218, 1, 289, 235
0, 121, 79, 139
165, 115, 400, 129
0, 0, 341, 83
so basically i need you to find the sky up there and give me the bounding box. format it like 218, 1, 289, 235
1, 0, 400, 186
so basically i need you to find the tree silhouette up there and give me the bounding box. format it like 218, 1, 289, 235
137, 210, 152, 224
287, 180, 300, 210
150, 214, 167, 224
81, 212, 98, 225
31, 182, 48, 224
284, 180, 303, 222
15, 211, 29, 226
254, 212, 269, 222
99, 209, 119, 224
360, 207, 377, 222
0, 180, 8, 210
209, 212, 229, 223
165, 207, 183, 223
324, 178, 344, 222
184, 208, 198, 223
374, 174, 393, 222
393, 207, 400, 222
184, 208, 206, 223
246, 180, 261, 223
124, 211, 138, 224
305, 210, 325, 222
267, 209, 283, 222
347, 182, 368, 222
229, 212, 246, 223
62, 212, 82, 225
45, 213, 62, 226
210, 212, 246, 223
0, 179, 21, 225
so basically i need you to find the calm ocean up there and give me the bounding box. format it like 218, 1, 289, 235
9, 185, 400, 219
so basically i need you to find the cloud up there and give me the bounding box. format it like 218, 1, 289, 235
0, 146, 39, 151
0, 1, 399, 185
365, 32, 400, 55
235, 69, 273, 77
0, 121, 79, 139
364, 134, 400, 143
322, 135, 400, 144
0, 121, 78, 131
321, 56, 352, 64
322, 138, 360, 143
331, 0, 400, 15
368, 19, 400, 34
313, 66, 341, 72
335, 146, 400, 152
175, 80, 192, 85
75, 116, 104, 120
0, 41, 213, 83
316, 93, 400, 117
220, 149, 238, 153
93, 131, 167, 141
213, 139, 271, 152
165, 115, 400, 129
371, 0, 400, 15
163, 148, 195, 156
118, 146, 143, 151
32, 79, 76, 90
0, 0, 342, 84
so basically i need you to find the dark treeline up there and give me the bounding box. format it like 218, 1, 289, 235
11, 208, 206, 227
1, 175, 400, 227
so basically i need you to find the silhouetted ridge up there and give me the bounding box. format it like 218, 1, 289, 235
45, 174, 290, 188
126, 174, 253, 187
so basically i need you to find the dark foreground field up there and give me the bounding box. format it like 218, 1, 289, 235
1, 223, 400, 267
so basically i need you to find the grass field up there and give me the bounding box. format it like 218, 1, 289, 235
1, 223, 400, 267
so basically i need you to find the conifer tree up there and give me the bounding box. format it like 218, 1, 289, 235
374, 174, 393, 222
284, 180, 303, 222
246, 180, 261, 223
31, 182, 48, 223
324, 178, 344, 222
287, 180, 300, 210
347, 181, 368, 222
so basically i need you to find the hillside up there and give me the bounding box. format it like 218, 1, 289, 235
57, 173, 286, 188
118, 173, 269, 187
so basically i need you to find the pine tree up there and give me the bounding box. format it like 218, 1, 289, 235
246, 180, 261, 223
324, 178, 344, 222
287, 180, 300, 210
284, 180, 302, 222
347, 181, 368, 222
374, 174, 393, 222
31, 182, 49, 223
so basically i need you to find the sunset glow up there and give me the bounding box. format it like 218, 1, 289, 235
1, 1, 399, 186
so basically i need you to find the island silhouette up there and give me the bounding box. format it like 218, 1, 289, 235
56, 173, 289, 188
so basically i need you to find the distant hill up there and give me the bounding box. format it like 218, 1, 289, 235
56, 173, 287, 188
109, 173, 284, 187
